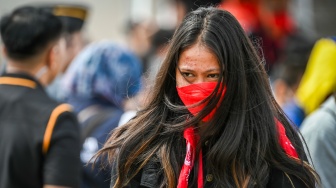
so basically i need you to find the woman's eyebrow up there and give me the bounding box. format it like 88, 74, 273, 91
204, 68, 221, 73
178, 67, 194, 72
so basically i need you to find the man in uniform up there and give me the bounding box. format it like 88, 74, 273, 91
41, 3, 89, 101
0, 6, 80, 188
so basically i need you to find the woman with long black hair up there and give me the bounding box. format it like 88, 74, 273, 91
96, 7, 319, 188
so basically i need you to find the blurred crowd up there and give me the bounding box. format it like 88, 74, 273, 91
0, 0, 335, 188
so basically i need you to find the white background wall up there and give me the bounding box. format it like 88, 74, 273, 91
0, 0, 137, 67
0, 0, 131, 42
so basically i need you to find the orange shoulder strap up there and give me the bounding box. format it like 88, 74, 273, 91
42, 104, 73, 155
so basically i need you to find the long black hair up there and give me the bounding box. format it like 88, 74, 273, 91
97, 7, 319, 188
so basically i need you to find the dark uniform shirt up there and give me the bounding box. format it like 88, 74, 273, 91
0, 73, 81, 188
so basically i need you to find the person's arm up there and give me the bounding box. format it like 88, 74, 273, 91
301, 108, 336, 188
43, 112, 81, 188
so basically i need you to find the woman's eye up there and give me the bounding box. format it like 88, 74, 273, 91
182, 72, 194, 77
207, 74, 219, 78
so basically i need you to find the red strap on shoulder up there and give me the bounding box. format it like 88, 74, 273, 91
276, 119, 298, 158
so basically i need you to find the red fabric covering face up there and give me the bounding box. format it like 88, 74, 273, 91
176, 82, 226, 122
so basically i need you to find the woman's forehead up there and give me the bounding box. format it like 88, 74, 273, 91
177, 44, 220, 70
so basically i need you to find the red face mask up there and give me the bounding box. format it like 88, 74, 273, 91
176, 82, 226, 122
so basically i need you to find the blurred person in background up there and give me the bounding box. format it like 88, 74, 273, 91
173, 0, 222, 25
271, 60, 307, 128
301, 92, 336, 188
0, 55, 4, 73
61, 41, 143, 188
270, 33, 315, 127
0, 6, 80, 188
145, 28, 174, 85
40, 3, 89, 101
133, 28, 175, 109
300, 37, 336, 188
97, 7, 319, 188
296, 37, 336, 116
125, 20, 155, 72
218, 0, 297, 73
